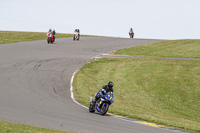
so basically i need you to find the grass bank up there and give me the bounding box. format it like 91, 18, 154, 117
0, 31, 94, 44
115, 39, 200, 58
73, 57, 200, 132
0, 121, 72, 133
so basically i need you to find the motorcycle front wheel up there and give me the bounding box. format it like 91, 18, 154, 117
47, 38, 50, 44
100, 103, 109, 115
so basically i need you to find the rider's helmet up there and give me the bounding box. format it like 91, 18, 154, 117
76, 27, 79, 30
49, 28, 52, 32
130, 28, 132, 30
53, 29, 55, 32
108, 81, 114, 89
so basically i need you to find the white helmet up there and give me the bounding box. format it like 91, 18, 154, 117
76, 27, 79, 29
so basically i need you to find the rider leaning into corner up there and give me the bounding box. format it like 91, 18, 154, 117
94, 81, 114, 106
74, 27, 80, 38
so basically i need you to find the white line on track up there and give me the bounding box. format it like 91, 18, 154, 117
70, 69, 88, 109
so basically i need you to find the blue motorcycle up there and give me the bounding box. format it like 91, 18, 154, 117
89, 92, 114, 115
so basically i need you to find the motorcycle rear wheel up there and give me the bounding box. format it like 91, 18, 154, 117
89, 103, 95, 113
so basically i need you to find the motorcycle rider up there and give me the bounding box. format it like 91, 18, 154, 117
47, 28, 52, 39
52, 29, 56, 42
129, 28, 133, 33
129, 28, 134, 38
47, 28, 52, 35
94, 81, 114, 106
74, 27, 80, 38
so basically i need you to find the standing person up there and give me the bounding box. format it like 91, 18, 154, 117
52, 29, 56, 42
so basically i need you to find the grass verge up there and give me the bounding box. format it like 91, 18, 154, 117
0, 31, 94, 44
0, 121, 72, 133
73, 58, 200, 132
115, 39, 200, 58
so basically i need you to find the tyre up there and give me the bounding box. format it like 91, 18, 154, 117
73, 36, 75, 41
89, 103, 95, 113
130, 35, 133, 38
47, 39, 50, 44
100, 103, 109, 115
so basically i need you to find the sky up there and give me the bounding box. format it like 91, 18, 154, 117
0, 0, 200, 39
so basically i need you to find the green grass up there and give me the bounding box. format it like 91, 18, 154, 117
73, 58, 200, 132
115, 39, 200, 58
0, 31, 94, 44
0, 121, 72, 133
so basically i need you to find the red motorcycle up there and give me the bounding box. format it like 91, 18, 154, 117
47, 33, 54, 44
129, 32, 134, 39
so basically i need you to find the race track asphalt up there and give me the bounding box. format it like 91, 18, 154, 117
0, 37, 180, 133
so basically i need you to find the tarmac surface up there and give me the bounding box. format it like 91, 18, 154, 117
0, 37, 183, 133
